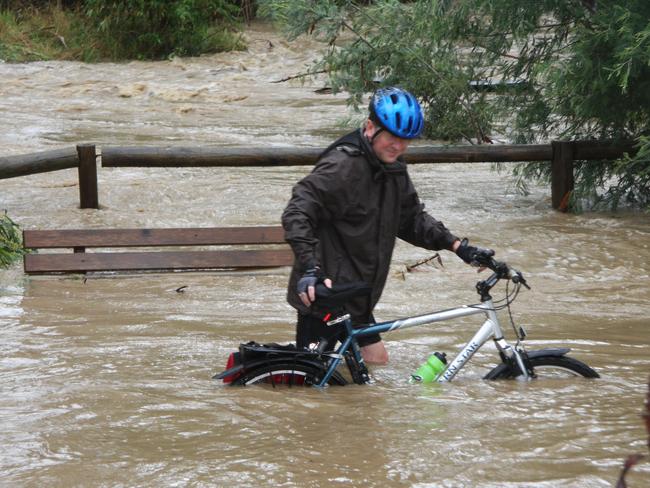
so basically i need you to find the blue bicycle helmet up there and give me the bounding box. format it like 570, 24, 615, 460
369, 87, 424, 139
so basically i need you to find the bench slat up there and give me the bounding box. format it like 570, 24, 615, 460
23, 226, 286, 248
24, 249, 294, 274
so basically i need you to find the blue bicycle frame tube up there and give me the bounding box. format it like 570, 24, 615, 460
317, 334, 353, 387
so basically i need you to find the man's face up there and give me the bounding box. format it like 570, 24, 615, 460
364, 119, 410, 164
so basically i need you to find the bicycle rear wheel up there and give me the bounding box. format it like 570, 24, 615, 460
484, 353, 599, 379
232, 361, 347, 387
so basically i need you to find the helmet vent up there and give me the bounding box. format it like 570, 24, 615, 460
369, 87, 424, 139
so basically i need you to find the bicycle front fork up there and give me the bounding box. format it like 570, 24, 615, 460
495, 337, 535, 379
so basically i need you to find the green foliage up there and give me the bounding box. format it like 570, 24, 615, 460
0, 1, 245, 62
258, 0, 650, 210
84, 0, 244, 59
0, 5, 95, 61
0, 212, 24, 269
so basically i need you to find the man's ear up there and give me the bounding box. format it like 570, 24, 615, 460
364, 118, 377, 138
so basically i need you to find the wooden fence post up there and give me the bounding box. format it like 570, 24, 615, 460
77, 144, 99, 209
551, 141, 575, 212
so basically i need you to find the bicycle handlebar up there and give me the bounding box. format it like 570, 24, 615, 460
312, 252, 530, 307
476, 253, 530, 290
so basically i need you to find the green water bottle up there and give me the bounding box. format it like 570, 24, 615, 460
410, 352, 447, 383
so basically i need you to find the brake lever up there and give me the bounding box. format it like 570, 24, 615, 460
511, 272, 531, 290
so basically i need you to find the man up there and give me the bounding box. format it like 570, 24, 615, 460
282, 87, 490, 364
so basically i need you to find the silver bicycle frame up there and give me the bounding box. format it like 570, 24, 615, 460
349, 297, 529, 382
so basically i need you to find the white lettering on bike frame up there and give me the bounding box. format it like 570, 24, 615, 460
439, 317, 497, 382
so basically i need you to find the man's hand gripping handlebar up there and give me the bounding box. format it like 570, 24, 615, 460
296, 266, 333, 307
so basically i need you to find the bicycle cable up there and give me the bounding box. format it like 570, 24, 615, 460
467, 279, 521, 312
505, 280, 523, 346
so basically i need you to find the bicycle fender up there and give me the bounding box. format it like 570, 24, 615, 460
212, 364, 244, 380
525, 348, 570, 358
213, 355, 326, 381
483, 348, 571, 380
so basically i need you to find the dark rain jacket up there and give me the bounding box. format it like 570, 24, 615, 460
282, 129, 458, 321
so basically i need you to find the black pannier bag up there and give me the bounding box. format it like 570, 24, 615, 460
213, 341, 326, 384
213, 282, 372, 385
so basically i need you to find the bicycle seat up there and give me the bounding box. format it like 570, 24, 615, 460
314, 282, 372, 308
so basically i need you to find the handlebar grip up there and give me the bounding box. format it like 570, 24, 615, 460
467, 248, 531, 290
507, 267, 531, 289
314, 282, 372, 307
473, 250, 496, 268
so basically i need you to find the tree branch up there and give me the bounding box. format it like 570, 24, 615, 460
271, 69, 328, 83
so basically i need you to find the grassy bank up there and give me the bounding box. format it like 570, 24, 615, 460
0, 7, 84, 61
0, 212, 23, 269
0, 4, 245, 63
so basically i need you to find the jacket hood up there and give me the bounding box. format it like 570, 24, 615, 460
321, 129, 408, 178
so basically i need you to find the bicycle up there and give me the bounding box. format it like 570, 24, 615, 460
214, 252, 600, 387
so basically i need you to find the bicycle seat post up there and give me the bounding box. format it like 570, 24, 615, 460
343, 314, 354, 336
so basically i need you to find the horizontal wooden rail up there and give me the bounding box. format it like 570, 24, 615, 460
101, 144, 558, 167
0, 147, 79, 179
405, 144, 553, 163
24, 249, 294, 274
2, 141, 638, 213
572, 140, 637, 160
23, 226, 286, 248
1, 141, 635, 176
101, 142, 635, 167
102, 146, 324, 167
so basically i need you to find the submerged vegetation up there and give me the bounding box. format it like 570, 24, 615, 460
259, 0, 650, 210
0, 0, 245, 62
0, 212, 24, 269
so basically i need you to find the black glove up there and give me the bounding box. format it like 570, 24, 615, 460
296, 266, 325, 301
455, 238, 495, 267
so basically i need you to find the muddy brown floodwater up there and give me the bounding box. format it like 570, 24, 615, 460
1, 22, 649, 488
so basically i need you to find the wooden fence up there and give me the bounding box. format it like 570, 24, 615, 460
0, 141, 637, 211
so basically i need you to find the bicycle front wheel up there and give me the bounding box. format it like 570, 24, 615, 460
484, 353, 599, 380
232, 361, 348, 387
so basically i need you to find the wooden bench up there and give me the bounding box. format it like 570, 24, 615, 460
23, 226, 294, 274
